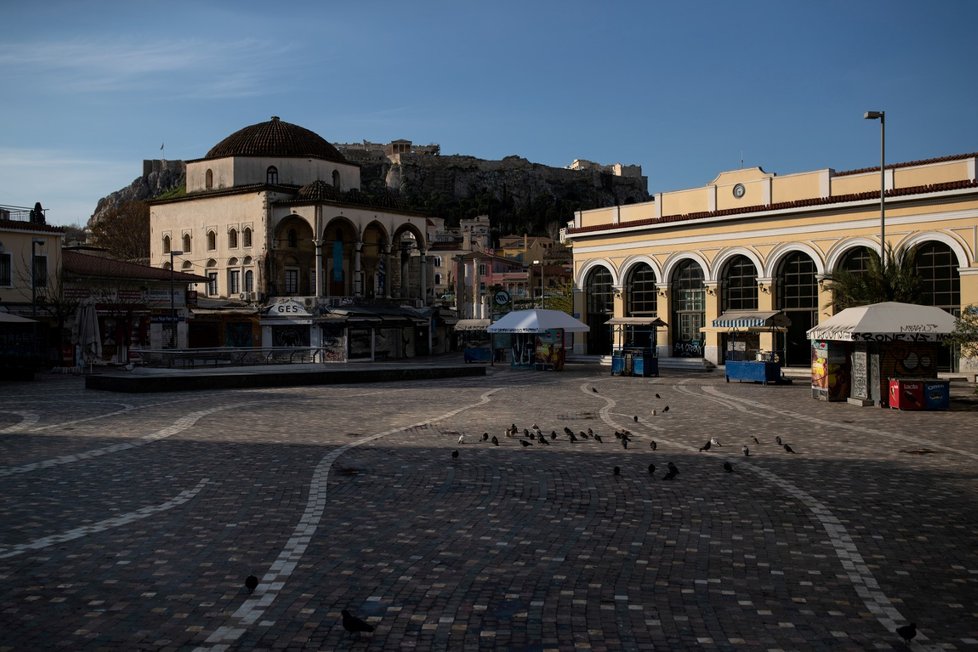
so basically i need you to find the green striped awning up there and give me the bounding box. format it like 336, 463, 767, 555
711, 311, 791, 329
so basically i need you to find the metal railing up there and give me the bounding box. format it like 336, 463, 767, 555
134, 346, 345, 368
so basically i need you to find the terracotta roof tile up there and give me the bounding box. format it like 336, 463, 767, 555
63, 250, 207, 283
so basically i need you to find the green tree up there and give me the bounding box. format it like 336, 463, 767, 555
822, 244, 922, 311
88, 200, 150, 261
948, 305, 978, 358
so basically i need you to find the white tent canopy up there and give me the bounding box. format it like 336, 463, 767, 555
807, 301, 957, 342
487, 309, 590, 334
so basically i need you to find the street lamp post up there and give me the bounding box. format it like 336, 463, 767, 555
169, 250, 183, 347
864, 110, 886, 267
31, 239, 44, 317
533, 260, 544, 309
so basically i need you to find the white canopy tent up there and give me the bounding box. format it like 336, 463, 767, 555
807, 302, 956, 342
487, 309, 590, 334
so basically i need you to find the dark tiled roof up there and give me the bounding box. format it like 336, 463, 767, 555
63, 251, 207, 283
835, 152, 978, 176
203, 116, 347, 163
0, 220, 65, 234
566, 179, 978, 236
296, 180, 342, 202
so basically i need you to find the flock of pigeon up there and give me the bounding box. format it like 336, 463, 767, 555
239, 384, 920, 645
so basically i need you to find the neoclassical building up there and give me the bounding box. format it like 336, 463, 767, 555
150, 117, 438, 356
562, 153, 978, 372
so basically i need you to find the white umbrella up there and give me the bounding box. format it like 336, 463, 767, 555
807, 301, 956, 342
76, 302, 102, 366
487, 308, 590, 333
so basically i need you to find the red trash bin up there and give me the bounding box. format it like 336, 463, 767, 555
889, 378, 924, 410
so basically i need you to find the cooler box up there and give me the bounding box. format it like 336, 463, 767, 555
923, 380, 950, 410
888, 378, 924, 410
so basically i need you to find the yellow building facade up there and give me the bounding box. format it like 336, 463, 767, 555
562, 153, 978, 373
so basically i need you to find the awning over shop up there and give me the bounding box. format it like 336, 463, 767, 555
806, 301, 956, 342
605, 317, 668, 327
487, 309, 589, 334
701, 310, 790, 333
454, 319, 491, 332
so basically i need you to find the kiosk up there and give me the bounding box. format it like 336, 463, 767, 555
486, 309, 590, 371
607, 317, 665, 377
700, 311, 791, 385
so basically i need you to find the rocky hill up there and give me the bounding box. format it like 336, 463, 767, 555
91, 150, 648, 236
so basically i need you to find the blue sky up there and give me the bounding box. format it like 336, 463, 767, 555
2, 0, 976, 226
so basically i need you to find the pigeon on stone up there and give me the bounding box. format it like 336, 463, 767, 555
621, 439, 628, 450
524, 428, 531, 437
491, 436, 499, 446
342, 609, 375, 636
614, 430, 622, 439
664, 462, 678, 480
550, 431, 557, 440
528, 431, 536, 440
245, 575, 258, 593
452, 449, 459, 459
651, 408, 657, 416
650, 440, 657, 451
752, 436, 760, 445
648, 463, 656, 476
592, 387, 598, 393
662, 406, 669, 413
521, 440, 533, 447
587, 428, 594, 436
569, 431, 578, 442
613, 465, 620, 476
537, 435, 550, 445
655, 393, 661, 399
458, 434, 465, 445
482, 432, 489, 442
776, 435, 783, 445
742, 445, 750, 457
784, 443, 796, 454
723, 462, 734, 473
896, 623, 916, 644
579, 430, 589, 440
564, 426, 573, 436
634, 415, 639, 422
710, 437, 721, 447
593, 433, 602, 443
699, 440, 712, 452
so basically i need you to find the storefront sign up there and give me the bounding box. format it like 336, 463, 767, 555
268, 299, 311, 317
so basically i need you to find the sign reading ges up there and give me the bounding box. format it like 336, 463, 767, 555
269, 299, 311, 316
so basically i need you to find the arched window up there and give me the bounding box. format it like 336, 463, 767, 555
625, 263, 657, 316
839, 246, 874, 274
205, 169, 213, 189
332, 170, 341, 188
914, 241, 960, 312
206, 259, 218, 296
287, 228, 298, 248
721, 255, 758, 312
228, 228, 238, 249
207, 231, 216, 251
163, 235, 171, 254
434, 273, 442, 285
775, 251, 818, 366
182, 234, 192, 253
585, 267, 614, 355
671, 259, 705, 358
243, 227, 252, 248
266, 166, 278, 185
244, 269, 254, 292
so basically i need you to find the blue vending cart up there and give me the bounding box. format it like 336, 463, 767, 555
607, 317, 665, 377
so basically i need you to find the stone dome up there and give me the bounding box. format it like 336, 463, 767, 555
204, 116, 347, 163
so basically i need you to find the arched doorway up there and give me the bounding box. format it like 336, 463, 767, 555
625, 263, 658, 349
775, 251, 818, 366
670, 259, 705, 358
322, 219, 357, 297
913, 240, 960, 371
585, 267, 613, 355
272, 216, 314, 296
719, 255, 759, 363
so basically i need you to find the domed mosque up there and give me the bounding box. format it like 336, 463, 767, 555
150, 117, 437, 357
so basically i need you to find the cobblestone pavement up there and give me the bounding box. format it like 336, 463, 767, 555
1, 363, 976, 651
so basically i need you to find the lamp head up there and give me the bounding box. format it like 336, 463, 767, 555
864, 110, 884, 121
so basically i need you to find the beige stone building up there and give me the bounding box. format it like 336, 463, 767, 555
150, 117, 438, 356
562, 153, 978, 373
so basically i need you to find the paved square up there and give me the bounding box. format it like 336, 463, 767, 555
1, 364, 976, 650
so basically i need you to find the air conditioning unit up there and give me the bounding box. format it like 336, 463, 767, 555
249, 291, 258, 301
238, 293, 248, 301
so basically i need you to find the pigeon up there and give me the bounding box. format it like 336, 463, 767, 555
550, 431, 557, 440
647, 463, 656, 476
531, 423, 539, 431
752, 436, 760, 445
569, 431, 578, 442
710, 437, 722, 447
491, 436, 499, 446
592, 387, 598, 393
341, 609, 375, 636
742, 445, 750, 457
579, 430, 589, 440
458, 434, 465, 444
537, 435, 550, 445
452, 449, 459, 459
621, 439, 628, 450
587, 428, 594, 436
511, 423, 518, 434
667, 461, 678, 475
614, 430, 622, 439
655, 393, 661, 399
634, 415, 639, 422
723, 462, 734, 473
245, 575, 258, 593
482, 432, 489, 442
895, 623, 916, 644
593, 433, 602, 443
650, 440, 657, 451
528, 431, 536, 440
664, 465, 678, 480
699, 440, 712, 452
563, 426, 573, 436
524, 428, 531, 437
521, 440, 533, 447
613, 465, 620, 476
651, 408, 657, 416
784, 443, 796, 454
775, 435, 783, 445
662, 406, 669, 413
